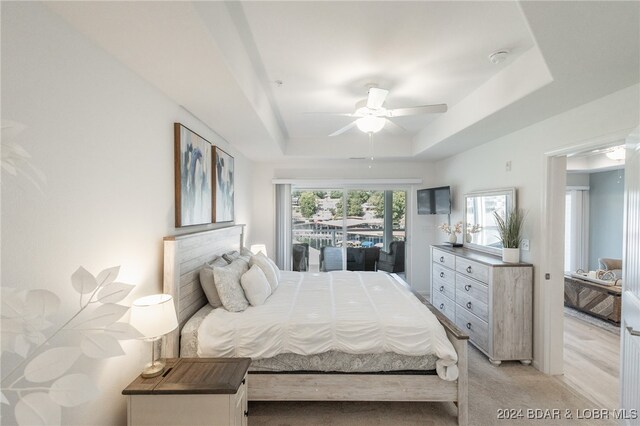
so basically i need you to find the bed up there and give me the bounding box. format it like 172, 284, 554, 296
163, 225, 469, 425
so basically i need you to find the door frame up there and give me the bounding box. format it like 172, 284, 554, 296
540, 128, 634, 375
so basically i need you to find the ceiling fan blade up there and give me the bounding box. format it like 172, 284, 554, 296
328, 120, 358, 137
387, 104, 448, 117
366, 87, 389, 110
384, 118, 406, 133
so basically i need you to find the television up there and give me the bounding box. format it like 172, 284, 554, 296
417, 186, 451, 215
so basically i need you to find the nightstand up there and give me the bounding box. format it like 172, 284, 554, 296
123, 358, 250, 426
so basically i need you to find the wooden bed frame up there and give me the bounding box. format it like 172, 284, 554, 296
163, 225, 469, 425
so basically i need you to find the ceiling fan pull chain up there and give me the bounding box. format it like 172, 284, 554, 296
368, 132, 374, 169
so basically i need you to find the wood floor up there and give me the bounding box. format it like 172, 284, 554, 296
559, 313, 620, 411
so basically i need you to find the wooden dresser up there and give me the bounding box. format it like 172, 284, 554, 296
123, 358, 250, 426
431, 245, 533, 365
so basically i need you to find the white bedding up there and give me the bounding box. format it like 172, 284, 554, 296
197, 271, 458, 380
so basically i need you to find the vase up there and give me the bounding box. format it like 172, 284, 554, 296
448, 233, 457, 244
502, 248, 520, 263
465, 233, 472, 243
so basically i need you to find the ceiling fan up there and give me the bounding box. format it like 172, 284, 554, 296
326, 87, 448, 137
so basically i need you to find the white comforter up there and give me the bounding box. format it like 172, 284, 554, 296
197, 271, 458, 380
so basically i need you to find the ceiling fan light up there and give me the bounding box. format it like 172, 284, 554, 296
356, 116, 385, 133
606, 146, 626, 161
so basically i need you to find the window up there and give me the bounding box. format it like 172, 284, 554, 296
290, 188, 407, 273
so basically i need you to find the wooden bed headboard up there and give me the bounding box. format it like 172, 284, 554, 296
163, 224, 245, 357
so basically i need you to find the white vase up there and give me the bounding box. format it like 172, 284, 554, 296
448, 233, 457, 244
465, 233, 472, 243
502, 247, 520, 263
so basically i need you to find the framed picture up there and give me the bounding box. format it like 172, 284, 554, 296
174, 123, 213, 227
214, 146, 234, 223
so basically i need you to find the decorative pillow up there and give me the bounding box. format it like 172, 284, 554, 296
250, 252, 279, 292
240, 265, 272, 306
265, 256, 281, 282
213, 258, 250, 312
199, 257, 230, 308
223, 250, 240, 263
223, 248, 252, 264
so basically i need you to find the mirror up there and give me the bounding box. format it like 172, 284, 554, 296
464, 188, 516, 255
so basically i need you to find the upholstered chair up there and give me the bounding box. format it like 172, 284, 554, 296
598, 258, 623, 280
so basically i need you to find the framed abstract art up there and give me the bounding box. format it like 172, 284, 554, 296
174, 123, 213, 227
213, 146, 234, 223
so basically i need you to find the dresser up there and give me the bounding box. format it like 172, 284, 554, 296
123, 358, 250, 426
431, 245, 533, 365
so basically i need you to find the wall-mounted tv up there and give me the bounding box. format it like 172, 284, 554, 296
417, 186, 451, 215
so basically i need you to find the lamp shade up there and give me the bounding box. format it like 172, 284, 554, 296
356, 116, 385, 133
250, 244, 267, 256
130, 294, 178, 340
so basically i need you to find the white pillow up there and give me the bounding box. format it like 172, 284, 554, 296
265, 256, 281, 282
212, 258, 250, 312
241, 265, 272, 306
199, 257, 229, 308
250, 252, 279, 292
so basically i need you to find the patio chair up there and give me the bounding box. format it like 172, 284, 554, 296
377, 241, 405, 273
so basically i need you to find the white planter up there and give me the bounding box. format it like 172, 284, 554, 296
465, 233, 472, 243
502, 248, 520, 263
448, 233, 458, 244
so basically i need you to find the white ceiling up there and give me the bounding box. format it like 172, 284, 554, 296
47, 1, 639, 162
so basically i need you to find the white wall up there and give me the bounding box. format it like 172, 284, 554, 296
588, 169, 625, 269
249, 160, 442, 294
432, 83, 639, 371
1, 3, 253, 425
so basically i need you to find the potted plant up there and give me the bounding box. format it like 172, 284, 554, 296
493, 208, 526, 263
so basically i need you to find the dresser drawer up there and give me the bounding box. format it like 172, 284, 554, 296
456, 290, 489, 322
455, 307, 489, 352
432, 248, 456, 270
456, 258, 490, 284
432, 263, 455, 286
432, 277, 455, 301
432, 291, 455, 320
456, 273, 488, 305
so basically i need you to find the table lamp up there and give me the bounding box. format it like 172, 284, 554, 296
130, 293, 178, 378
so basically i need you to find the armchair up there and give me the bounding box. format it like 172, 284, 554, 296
598, 258, 623, 280
377, 241, 405, 273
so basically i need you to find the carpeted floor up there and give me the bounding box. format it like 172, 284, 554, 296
248, 346, 615, 426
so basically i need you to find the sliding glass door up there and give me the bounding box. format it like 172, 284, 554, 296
290, 187, 406, 273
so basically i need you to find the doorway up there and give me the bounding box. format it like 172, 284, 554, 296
561, 144, 625, 409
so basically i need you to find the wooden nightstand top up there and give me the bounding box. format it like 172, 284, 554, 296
123, 358, 251, 395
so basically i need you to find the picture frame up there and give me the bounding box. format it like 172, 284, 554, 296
213, 146, 235, 223
174, 123, 213, 227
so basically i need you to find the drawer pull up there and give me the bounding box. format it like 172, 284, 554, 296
241, 378, 246, 385
466, 301, 472, 309
244, 410, 249, 417
466, 266, 472, 273
464, 284, 471, 291
439, 285, 444, 292
439, 303, 444, 309
466, 322, 472, 330
440, 256, 445, 263
440, 272, 445, 278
